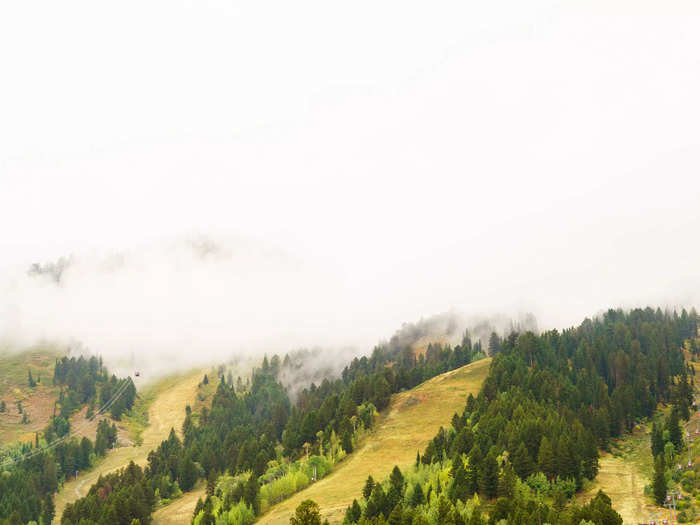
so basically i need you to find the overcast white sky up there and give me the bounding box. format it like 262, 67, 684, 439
1, 1, 699, 365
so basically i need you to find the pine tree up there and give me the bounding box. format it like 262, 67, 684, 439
651, 422, 665, 457
488, 332, 502, 355
511, 442, 535, 479
556, 434, 579, 482
345, 499, 362, 523
497, 463, 517, 499
178, 455, 198, 492
410, 482, 425, 506
41, 495, 55, 525
193, 497, 205, 516
388, 505, 403, 525
537, 436, 555, 479
206, 470, 217, 496
200, 496, 215, 525
667, 409, 683, 451
449, 458, 469, 503
363, 475, 375, 499
389, 466, 404, 495
243, 475, 260, 515
342, 432, 353, 454
652, 457, 667, 505
436, 495, 455, 524
479, 449, 500, 499
364, 483, 386, 519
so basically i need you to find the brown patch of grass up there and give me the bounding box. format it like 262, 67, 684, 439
0, 347, 61, 445
62, 406, 133, 445
0, 388, 58, 444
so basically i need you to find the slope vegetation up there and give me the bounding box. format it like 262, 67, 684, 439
580, 348, 700, 524
578, 426, 654, 525
0, 347, 61, 445
54, 370, 202, 519
255, 357, 491, 525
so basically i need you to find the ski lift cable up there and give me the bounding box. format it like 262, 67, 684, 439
0, 379, 130, 468
0, 378, 133, 469
0, 378, 131, 468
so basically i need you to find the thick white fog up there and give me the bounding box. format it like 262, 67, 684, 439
1, 1, 699, 373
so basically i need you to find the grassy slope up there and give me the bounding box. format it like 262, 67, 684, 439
1, 347, 133, 447
578, 425, 655, 525
150, 376, 227, 524
0, 346, 61, 445
254, 357, 492, 525
152, 482, 207, 525
54, 370, 202, 520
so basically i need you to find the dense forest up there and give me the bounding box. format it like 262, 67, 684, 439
60, 329, 486, 524
342, 307, 698, 525
0, 357, 134, 525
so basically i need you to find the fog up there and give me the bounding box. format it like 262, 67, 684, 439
1, 1, 700, 375
0, 236, 539, 377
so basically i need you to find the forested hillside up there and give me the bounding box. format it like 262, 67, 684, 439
61, 330, 486, 524
16, 306, 695, 525
0, 354, 135, 525
341, 307, 698, 525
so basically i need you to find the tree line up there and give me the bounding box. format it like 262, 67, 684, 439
343, 307, 697, 525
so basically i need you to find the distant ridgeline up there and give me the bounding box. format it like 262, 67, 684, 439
61, 327, 486, 524
0, 355, 135, 525
342, 307, 698, 525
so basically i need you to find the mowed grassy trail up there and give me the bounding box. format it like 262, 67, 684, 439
53, 371, 202, 520
152, 482, 207, 525
577, 426, 654, 525
256, 358, 492, 525
579, 354, 700, 524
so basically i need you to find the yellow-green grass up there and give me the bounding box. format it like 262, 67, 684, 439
254, 358, 492, 525
152, 481, 207, 525
578, 425, 656, 525
54, 370, 203, 521
150, 373, 232, 524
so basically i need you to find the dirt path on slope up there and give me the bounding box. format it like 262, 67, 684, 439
584, 453, 650, 524
255, 358, 492, 525
152, 483, 207, 525
53, 371, 202, 521
578, 425, 660, 525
